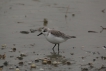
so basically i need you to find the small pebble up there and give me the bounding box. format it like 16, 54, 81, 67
17, 56, 23, 60
1, 44, 6, 47
9, 67, 14, 69
39, 68, 44, 71
31, 64, 36, 68
42, 60, 47, 64
35, 59, 39, 63
18, 62, 24, 65
2, 54, 6, 59
28, 62, 32, 65
12, 48, 16, 52
20, 53, 26, 57
3, 61, 8, 66
9, 50, 13, 52
102, 46, 106, 50
66, 62, 71, 65
47, 60, 51, 64
16, 67, 20, 71
0, 66, 3, 71
52, 61, 58, 65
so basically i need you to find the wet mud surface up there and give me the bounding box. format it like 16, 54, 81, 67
0, 0, 106, 71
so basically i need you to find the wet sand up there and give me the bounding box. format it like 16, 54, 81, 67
0, 0, 106, 71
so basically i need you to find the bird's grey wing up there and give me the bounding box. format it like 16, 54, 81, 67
50, 30, 76, 39
50, 30, 68, 38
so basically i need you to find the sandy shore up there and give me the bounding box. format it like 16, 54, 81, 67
0, 0, 106, 71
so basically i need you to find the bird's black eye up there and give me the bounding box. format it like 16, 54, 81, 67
43, 29, 47, 32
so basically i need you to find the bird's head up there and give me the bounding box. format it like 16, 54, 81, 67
37, 27, 49, 36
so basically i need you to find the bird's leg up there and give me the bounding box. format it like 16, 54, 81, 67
52, 44, 57, 51
58, 44, 60, 54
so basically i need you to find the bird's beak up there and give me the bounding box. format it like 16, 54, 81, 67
37, 32, 43, 36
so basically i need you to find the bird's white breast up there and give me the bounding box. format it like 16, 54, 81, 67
45, 33, 66, 44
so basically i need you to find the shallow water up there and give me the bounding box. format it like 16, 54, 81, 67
0, 0, 106, 71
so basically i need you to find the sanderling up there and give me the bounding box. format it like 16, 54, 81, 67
37, 27, 76, 52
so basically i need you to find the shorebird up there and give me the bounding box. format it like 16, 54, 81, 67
37, 27, 76, 52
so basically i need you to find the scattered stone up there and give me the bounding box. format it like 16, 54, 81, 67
9, 50, 13, 52
70, 53, 74, 55
12, 48, 16, 52
17, 56, 23, 60
10, 55, 14, 58
20, 53, 26, 57
88, 63, 92, 66
66, 62, 71, 65
2, 54, 6, 59
101, 9, 105, 13
13, 44, 16, 46
81, 68, 88, 71
93, 59, 96, 62
20, 31, 29, 34
102, 46, 106, 50
31, 64, 36, 68
16, 66, 20, 71
43, 18, 48, 26
28, 62, 32, 65
30, 44, 35, 46
18, 62, 24, 65
9, 67, 14, 69
0, 55, 2, 59
101, 56, 106, 60
65, 15, 67, 18
99, 65, 106, 71
1, 44, 6, 48
52, 61, 58, 65
72, 14, 75, 17
88, 31, 98, 33
17, 22, 23, 23
70, 36, 76, 38
3, 61, 8, 66
39, 68, 44, 71
42, 60, 47, 64
30, 29, 37, 33
47, 60, 51, 64
0, 66, 3, 71
35, 59, 39, 63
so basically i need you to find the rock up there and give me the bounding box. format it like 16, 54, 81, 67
66, 62, 71, 65
9, 67, 14, 69
17, 56, 23, 60
1, 44, 6, 47
35, 59, 39, 63
47, 60, 51, 64
88, 31, 98, 33
0, 66, 3, 71
39, 68, 44, 71
20, 53, 26, 57
28, 62, 32, 65
42, 60, 47, 64
16, 67, 20, 71
43, 18, 48, 26
52, 61, 58, 65
20, 31, 29, 34
2, 54, 6, 59
9, 50, 13, 52
81, 68, 88, 71
3, 61, 8, 66
31, 64, 36, 68
12, 48, 16, 52
18, 62, 24, 65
